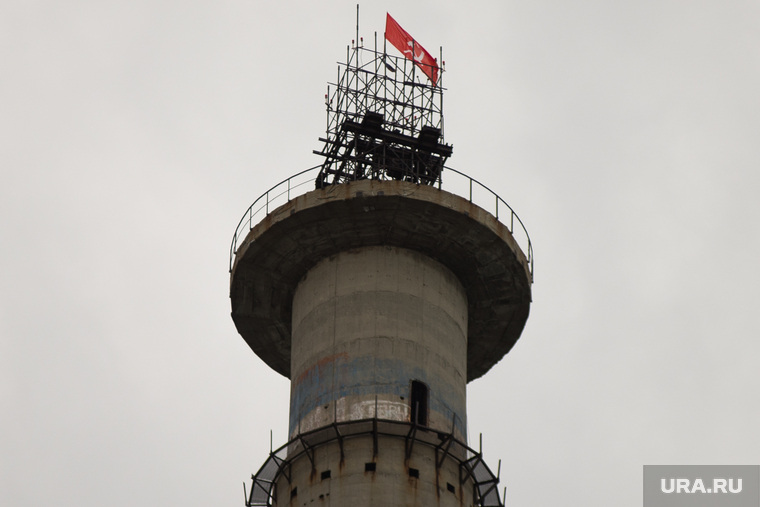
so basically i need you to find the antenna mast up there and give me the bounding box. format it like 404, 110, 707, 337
313, 12, 452, 188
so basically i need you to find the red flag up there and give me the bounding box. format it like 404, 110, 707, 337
385, 13, 439, 85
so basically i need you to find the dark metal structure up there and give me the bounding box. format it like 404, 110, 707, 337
245, 417, 504, 507
314, 38, 452, 188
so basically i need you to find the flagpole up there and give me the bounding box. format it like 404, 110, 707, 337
439, 46, 443, 88
383, 30, 388, 125
412, 39, 416, 134
439, 45, 444, 140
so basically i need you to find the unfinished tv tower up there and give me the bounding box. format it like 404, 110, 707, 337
229, 13, 533, 507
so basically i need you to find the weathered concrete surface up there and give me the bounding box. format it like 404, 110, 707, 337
274, 433, 474, 507
289, 246, 467, 439
230, 179, 531, 382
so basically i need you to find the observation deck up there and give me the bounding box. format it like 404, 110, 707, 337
229, 168, 533, 382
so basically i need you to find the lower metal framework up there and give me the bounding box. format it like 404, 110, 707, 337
244, 417, 504, 507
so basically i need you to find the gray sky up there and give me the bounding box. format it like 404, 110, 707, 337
2, 1, 759, 505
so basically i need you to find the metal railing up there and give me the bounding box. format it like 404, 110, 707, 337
442, 167, 534, 281
244, 417, 505, 507
229, 166, 533, 281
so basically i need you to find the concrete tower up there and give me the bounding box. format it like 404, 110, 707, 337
230, 27, 532, 507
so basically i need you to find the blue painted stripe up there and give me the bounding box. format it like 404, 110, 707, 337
289, 355, 466, 435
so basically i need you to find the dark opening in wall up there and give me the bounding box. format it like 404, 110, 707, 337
409, 468, 420, 478
365, 462, 376, 472
290, 487, 297, 499
321, 470, 331, 481
447, 482, 456, 493
410, 380, 429, 426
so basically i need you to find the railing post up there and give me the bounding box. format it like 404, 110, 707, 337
231, 165, 532, 289
230, 234, 236, 272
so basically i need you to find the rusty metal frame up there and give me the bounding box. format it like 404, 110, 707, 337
244, 417, 504, 507
404, 414, 418, 460
313, 34, 450, 188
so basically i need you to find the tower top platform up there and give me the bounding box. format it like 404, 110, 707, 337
230, 177, 532, 382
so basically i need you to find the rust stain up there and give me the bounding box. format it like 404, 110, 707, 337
295, 352, 349, 385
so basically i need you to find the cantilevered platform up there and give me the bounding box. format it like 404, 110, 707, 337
230, 178, 532, 382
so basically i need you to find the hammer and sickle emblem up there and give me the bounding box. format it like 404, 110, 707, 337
403, 41, 424, 63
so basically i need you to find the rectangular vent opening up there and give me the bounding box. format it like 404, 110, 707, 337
321, 470, 331, 480
409, 468, 419, 478
447, 482, 456, 493
365, 462, 376, 472
290, 487, 297, 499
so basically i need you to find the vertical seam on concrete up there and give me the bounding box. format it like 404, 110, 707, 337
371, 248, 378, 417
331, 254, 338, 424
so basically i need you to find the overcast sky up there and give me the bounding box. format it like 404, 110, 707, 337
2, 1, 759, 506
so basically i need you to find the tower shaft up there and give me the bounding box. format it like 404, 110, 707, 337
232, 180, 531, 506
290, 246, 468, 440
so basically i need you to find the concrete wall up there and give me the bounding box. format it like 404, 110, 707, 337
274, 435, 475, 507
230, 179, 532, 384
289, 246, 468, 441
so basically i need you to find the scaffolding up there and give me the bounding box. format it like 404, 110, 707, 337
314, 36, 452, 188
